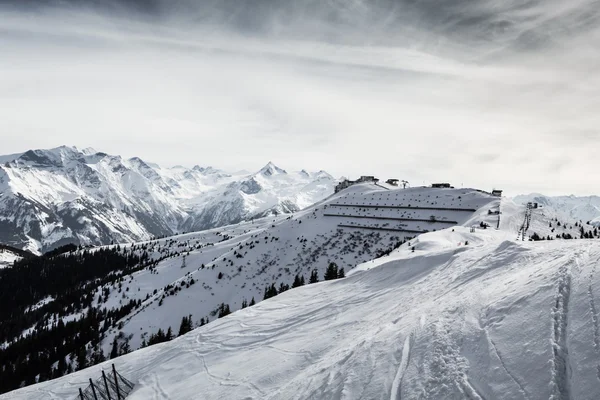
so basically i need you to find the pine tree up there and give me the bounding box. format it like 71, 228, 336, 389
278, 282, 290, 293
166, 326, 173, 341
292, 274, 304, 288
76, 347, 88, 371
218, 303, 231, 318
337, 268, 345, 278
110, 337, 119, 359
309, 269, 319, 283
264, 283, 278, 299
249, 297, 256, 306
178, 315, 193, 336
324, 263, 338, 281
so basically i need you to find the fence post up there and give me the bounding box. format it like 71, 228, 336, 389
89, 378, 98, 400
79, 388, 85, 400
112, 364, 122, 400
102, 370, 113, 400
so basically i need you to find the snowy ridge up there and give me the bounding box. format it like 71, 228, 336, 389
5, 189, 600, 399
514, 193, 600, 226
0, 146, 335, 253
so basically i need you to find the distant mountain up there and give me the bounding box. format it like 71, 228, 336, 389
513, 194, 600, 226
0, 146, 335, 253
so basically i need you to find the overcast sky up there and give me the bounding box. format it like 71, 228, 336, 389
1, 0, 599, 196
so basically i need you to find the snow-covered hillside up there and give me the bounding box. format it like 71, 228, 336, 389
83, 185, 495, 354
0, 249, 21, 269
0, 146, 335, 253
0, 184, 500, 396
515, 193, 600, 226
5, 186, 600, 399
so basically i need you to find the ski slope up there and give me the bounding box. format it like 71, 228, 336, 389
4, 195, 600, 399
5, 185, 600, 399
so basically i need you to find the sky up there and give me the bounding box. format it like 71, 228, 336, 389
1, 0, 599, 196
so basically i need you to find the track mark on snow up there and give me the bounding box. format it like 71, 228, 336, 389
461, 377, 485, 400
587, 284, 600, 381
488, 337, 530, 399
390, 333, 412, 400
199, 352, 266, 397
150, 372, 171, 400
550, 266, 572, 400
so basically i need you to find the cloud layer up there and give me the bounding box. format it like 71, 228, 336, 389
1, 0, 599, 195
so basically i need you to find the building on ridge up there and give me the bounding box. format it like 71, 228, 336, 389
334, 176, 379, 193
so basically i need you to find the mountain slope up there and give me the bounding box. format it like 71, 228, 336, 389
0, 183, 503, 395
4, 191, 600, 399
514, 193, 600, 225
86, 185, 494, 353
0, 146, 335, 253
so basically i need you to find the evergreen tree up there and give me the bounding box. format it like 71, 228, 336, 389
218, 303, 231, 318
178, 315, 193, 336
278, 282, 290, 293
110, 337, 119, 359
337, 268, 345, 279
249, 297, 256, 306
309, 269, 319, 283
264, 283, 278, 300
76, 347, 88, 371
292, 274, 305, 288
166, 326, 173, 341
324, 263, 338, 281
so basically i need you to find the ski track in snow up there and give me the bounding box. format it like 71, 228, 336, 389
390, 333, 412, 400
461, 378, 485, 400
194, 336, 267, 398
487, 336, 530, 400
550, 264, 573, 400
587, 252, 600, 382
150, 372, 171, 400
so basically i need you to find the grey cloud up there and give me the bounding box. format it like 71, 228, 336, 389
0, 0, 599, 196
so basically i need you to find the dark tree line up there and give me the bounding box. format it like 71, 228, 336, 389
262, 262, 346, 302
0, 245, 151, 394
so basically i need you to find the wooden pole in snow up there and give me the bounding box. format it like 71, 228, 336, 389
102, 370, 113, 400
112, 364, 122, 400
89, 378, 98, 400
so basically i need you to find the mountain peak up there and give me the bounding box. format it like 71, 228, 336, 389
258, 161, 287, 177
192, 165, 220, 175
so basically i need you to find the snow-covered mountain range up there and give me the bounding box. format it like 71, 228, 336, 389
0, 146, 335, 253
514, 193, 600, 226
5, 183, 600, 399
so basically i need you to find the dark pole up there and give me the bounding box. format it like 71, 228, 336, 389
89, 378, 98, 400
112, 364, 122, 400
79, 388, 85, 400
102, 370, 113, 400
